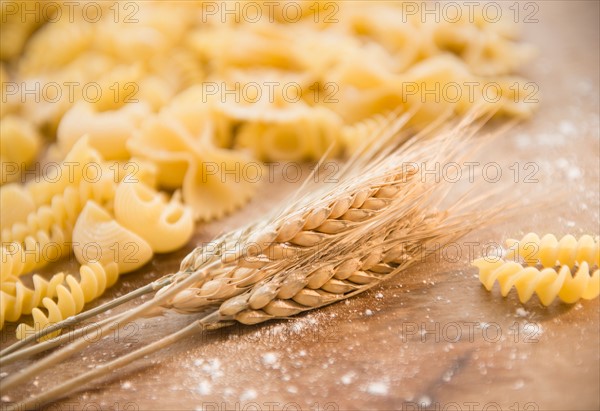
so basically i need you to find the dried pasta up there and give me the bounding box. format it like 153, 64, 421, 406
57, 102, 151, 160
473, 232, 600, 306
14, 262, 119, 341
0, 1, 540, 331
0, 273, 65, 329
128, 116, 258, 221
0, 184, 36, 230
24, 137, 102, 207
72, 201, 153, 273
505, 233, 600, 268
0, 170, 117, 279
0, 116, 42, 185
114, 182, 194, 253
473, 259, 600, 306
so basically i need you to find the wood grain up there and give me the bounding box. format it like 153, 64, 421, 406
1, 1, 599, 410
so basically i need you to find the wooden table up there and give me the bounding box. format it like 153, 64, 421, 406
1, 1, 599, 410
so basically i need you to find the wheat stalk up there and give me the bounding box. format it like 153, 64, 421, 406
1, 111, 505, 408
157, 110, 476, 314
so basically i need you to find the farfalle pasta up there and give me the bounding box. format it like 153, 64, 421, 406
128, 116, 258, 221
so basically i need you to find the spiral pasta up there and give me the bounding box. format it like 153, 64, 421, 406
14, 262, 119, 341
473, 259, 599, 306
1, 172, 117, 279
0, 272, 65, 329
24, 137, 103, 207
505, 233, 600, 268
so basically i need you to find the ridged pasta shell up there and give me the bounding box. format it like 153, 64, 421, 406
114, 182, 194, 253
72, 201, 153, 273
0, 184, 36, 229
57, 102, 150, 160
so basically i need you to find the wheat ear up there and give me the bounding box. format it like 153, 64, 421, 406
3, 111, 501, 407
13, 193, 501, 409
158, 111, 482, 314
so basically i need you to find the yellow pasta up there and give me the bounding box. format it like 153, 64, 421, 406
57, 102, 151, 160
114, 182, 194, 253
128, 116, 258, 221
0, 184, 36, 230
15, 262, 119, 341
233, 104, 343, 161
72, 201, 153, 273
505, 233, 600, 268
25, 137, 102, 207
0, 116, 42, 185
0, 273, 65, 329
0, 1, 540, 334
473, 259, 599, 306
1, 172, 117, 279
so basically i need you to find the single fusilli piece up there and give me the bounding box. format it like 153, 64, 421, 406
473, 259, 599, 306
0, 273, 65, 329
14, 262, 119, 341
505, 233, 600, 268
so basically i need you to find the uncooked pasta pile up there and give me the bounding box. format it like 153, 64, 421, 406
0, 1, 536, 332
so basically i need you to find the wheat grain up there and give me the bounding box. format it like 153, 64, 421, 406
157, 112, 471, 315
2, 112, 507, 408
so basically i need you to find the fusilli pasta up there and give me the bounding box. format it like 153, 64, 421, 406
14, 262, 119, 341
505, 233, 599, 268
473, 259, 599, 306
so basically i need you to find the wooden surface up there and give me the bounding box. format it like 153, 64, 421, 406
2, 2, 599, 410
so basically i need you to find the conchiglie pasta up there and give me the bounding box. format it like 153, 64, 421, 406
0, 184, 36, 230
114, 182, 194, 253
57, 102, 151, 160
72, 201, 153, 273
0, 116, 42, 185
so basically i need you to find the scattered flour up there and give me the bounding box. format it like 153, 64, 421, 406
516, 308, 528, 318
341, 371, 356, 385
366, 381, 389, 396
240, 389, 257, 401
197, 380, 212, 395
261, 352, 279, 368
